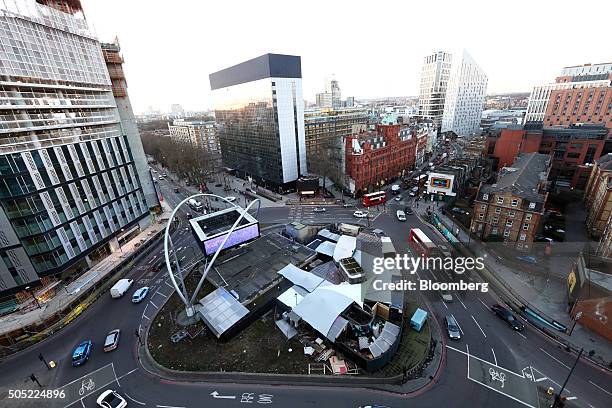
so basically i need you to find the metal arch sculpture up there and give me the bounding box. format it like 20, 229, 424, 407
163, 193, 261, 316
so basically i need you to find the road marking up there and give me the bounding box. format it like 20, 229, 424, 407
538, 347, 570, 369
148, 255, 157, 264
154, 290, 168, 298
517, 331, 527, 339
142, 303, 149, 319
468, 376, 536, 408
589, 380, 612, 397
566, 396, 577, 400
111, 362, 120, 387
149, 300, 159, 309
535, 377, 548, 382
491, 348, 497, 366
466, 344, 470, 378
439, 297, 448, 309
453, 314, 464, 336
478, 298, 489, 309
471, 315, 487, 338
58, 363, 113, 388
456, 295, 467, 310
124, 392, 146, 405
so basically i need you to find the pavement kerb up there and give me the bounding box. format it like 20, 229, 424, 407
137, 262, 443, 394
0, 225, 167, 362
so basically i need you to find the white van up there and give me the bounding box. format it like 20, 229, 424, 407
396, 210, 406, 222
391, 184, 400, 194
110, 279, 133, 298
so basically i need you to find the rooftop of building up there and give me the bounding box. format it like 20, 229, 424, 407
481, 153, 550, 202
170, 119, 215, 127
596, 153, 612, 173
208, 232, 316, 303
189, 207, 257, 242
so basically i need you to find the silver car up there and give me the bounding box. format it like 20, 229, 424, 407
444, 315, 461, 340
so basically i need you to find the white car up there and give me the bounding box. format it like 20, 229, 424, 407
225, 196, 236, 202
97, 390, 127, 408
353, 210, 368, 218
313, 207, 326, 213
394, 196, 401, 201
396, 210, 406, 221
131, 286, 149, 303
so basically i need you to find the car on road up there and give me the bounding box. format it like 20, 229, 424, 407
396, 210, 406, 222
405, 207, 414, 215
103, 329, 120, 352
535, 235, 554, 243
174, 187, 179, 193
451, 207, 466, 214
394, 196, 401, 201
96, 390, 127, 408
342, 203, 352, 208
162, 172, 167, 177
353, 210, 368, 218
158, 176, 164, 181
313, 207, 326, 213
409, 192, 416, 197
132, 286, 150, 303
438, 244, 452, 258
491, 304, 524, 331
225, 196, 236, 202
516, 255, 538, 265
444, 315, 461, 340
71, 340, 92, 366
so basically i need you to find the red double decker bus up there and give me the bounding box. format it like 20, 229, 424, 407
362, 191, 387, 207
409, 228, 437, 256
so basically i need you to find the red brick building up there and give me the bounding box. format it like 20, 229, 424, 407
485, 124, 608, 189
345, 124, 416, 194
544, 84, 612, 129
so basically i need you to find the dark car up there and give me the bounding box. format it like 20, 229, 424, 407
405, 207, 414, 216
491, 304, 524, 331
444, 315, 461, 340
174, 187, 179, 193
313, 207, 326, 213
72, 340, 92, 366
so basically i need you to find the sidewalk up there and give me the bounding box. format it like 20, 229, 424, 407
0, 212, 170, 338
418, 205, 612, 367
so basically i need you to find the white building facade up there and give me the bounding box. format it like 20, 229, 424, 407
441, 50, 488, 136
418, 51, 452, 127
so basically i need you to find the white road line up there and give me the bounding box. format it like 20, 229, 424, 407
469, 376, 536, 408
471, 315, 487, 338
165, 281, 174, 289
111, 362, 120, 387
58, 363, 113, 388
535, 377, 548, 382
478, 298, 489, 309
538, 347, 570, 369
439, 297, 449, 309
142, 303, 149, 319
148, 255, 157, 264
517, 331, 527, 339
117, 368, 138, 381
466, 344, 470, 379
149, 300, 159, 309
566, 397, 577, 400
154, 290, 168, 298
456, 295, 467, 310
491, 348, 497, 366
80, 399, 86, 408
589, 380, 612, 397
124, 393, 146, 405
453, 314, 465, 336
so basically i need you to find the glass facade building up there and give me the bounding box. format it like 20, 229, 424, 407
210, 54, 307, 189
0, 0, 153, 298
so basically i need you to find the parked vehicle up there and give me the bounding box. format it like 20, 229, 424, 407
132, 286, 150, 303
103, 329, 120, 352
313, 207, 326, 213
353, 210, 368, 218
96, 390, 127, 408
491, 304, 524, 331
158, 176, 164, 181
444, 315, 461, 340
71, 340, 92, 366
405, 207, 414, 215
110, 279, 133, 299
396, 210, 406, 222
188, 198, 203, 212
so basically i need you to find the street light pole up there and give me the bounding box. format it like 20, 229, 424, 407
552, 348, 583, 408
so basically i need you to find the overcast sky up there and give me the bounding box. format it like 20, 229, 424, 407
81, 0, 611, 114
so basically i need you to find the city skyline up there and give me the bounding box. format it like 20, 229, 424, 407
81, 0, 611, 113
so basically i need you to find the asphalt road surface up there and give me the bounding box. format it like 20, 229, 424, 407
1, 174, 610, 408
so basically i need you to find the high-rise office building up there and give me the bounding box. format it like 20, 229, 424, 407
0, 0, 154, 299
441, 50, 488, 136
316, 78, 342, 108
418, 51, 452, 128
209, 53, 307, 190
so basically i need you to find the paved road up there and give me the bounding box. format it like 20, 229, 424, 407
1, 176, 610, 408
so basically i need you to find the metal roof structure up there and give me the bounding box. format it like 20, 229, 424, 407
278, 263, 326, 292
368, 321, 400, 358
197, 287, 249, 338
315, 240, 337, 257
